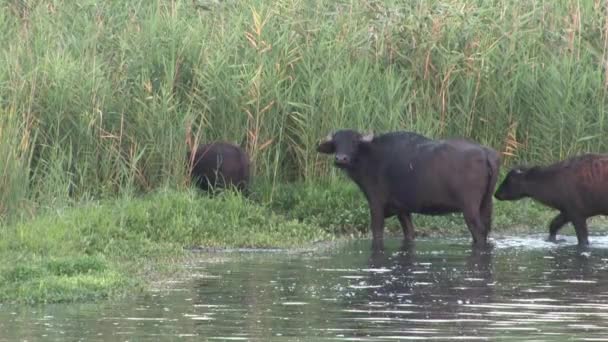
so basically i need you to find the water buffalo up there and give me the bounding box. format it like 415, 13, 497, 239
187, 142, 250, 194
317, 129, 500, 248
494, 154, 608, 246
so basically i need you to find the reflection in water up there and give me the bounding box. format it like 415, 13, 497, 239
342, 243, 497, 340
2, 236, 608, 341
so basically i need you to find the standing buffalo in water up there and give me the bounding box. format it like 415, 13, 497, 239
317, 129, 500, 248
187, 142, 250, 194
495, 154, 608, 246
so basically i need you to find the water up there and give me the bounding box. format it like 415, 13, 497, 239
3, 235, 608, 341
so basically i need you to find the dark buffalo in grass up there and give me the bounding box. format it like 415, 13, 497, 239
187, 142, 250, 194
317, 129, 500, 249
495, 154, 608, 246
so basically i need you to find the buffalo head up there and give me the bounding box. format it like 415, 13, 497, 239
317, 129, 374, 168
494, 167, 530, 200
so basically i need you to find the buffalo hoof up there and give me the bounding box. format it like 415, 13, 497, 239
577, 240, 590, 248
473, 241, 494, 251
471, 239, 494, 250
401, 238, 415, 246
546, 236, 566, 243
371, 239, 385, 251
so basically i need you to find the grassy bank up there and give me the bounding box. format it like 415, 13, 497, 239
0, 188, 330, 304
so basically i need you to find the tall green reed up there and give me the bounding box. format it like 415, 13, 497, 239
1, 0, 607, 221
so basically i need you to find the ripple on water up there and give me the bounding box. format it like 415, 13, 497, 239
495, 234, 608, 249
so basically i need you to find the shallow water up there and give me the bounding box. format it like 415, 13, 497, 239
3, 235, 608, 341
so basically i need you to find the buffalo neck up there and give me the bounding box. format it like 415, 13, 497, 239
343, 144, 382, 201
523, 169, 563, 208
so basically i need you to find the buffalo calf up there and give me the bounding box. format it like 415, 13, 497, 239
187, 142, 250, 193
494, 154, 608, 246
317, 129, 500, 249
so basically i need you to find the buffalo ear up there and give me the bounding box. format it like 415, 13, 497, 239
359, 132, 374, 144
510, 167, 528, 178
317, 133, 335, 154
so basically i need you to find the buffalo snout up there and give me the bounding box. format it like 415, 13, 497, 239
494, 182, 517, 200
335, 153, 350, 166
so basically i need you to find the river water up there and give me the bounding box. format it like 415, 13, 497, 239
2, 235, 608, 341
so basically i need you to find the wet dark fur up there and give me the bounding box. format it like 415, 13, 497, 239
187, 142, 250, 193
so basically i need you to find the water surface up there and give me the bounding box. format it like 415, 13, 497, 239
3, 235, 608, 341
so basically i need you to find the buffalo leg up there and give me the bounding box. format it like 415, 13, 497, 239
479, 195, 493, 240
547, 212, 569, 242
369, 204, 385, 250
463, 206, 487, 246
572, 217, 590, 246
397, 212, 415, 241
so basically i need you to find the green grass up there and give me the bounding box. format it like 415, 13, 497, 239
0, 188, 330, 304
0, 256, 127, 303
